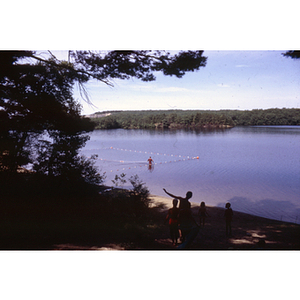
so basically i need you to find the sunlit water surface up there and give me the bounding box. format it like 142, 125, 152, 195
81, 126, 300, 223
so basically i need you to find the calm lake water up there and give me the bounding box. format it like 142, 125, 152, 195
81, 126, 300, 223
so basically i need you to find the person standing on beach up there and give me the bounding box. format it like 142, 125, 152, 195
166, 199, 180, 245
224, 202, 233, 236
198, 201, 209, 227
163, 188, 199, 249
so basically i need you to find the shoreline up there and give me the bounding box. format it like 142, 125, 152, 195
149, 194, 299, 225
148, 194, 300, 250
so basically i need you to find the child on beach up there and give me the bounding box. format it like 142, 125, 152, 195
198, 201, 209, 227
166, 199, 180, 245
224, 202, 233, 236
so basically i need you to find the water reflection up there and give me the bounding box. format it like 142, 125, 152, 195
148, 164, 154, 172
238, 126, 300, 135
146, 127, 233, 137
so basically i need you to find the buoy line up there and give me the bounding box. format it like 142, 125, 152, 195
85, 146, 199, 173
84, 146, 200, 160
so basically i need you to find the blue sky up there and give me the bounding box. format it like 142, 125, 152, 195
68, 50, 300, 115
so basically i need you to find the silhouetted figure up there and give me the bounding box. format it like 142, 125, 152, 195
163, 188, 199, 249
166, 199, 180, 245
224, 202, 233, 236
198, 201, 209, 227
163, 189, 192, 210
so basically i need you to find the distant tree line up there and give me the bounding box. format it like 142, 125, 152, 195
92, 110, 235, 129
91, 108, 300, 129
223, 108, 300, 126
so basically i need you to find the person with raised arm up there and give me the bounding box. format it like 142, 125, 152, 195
163, 188, 199, 249
163, 189, 192, 210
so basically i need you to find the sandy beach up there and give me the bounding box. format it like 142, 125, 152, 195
146, 194, 300, 250
55, 194, 300, 250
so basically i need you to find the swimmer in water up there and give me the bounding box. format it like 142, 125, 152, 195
148, 156, 153, 165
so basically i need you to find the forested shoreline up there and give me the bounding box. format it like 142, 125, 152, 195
89, 108, 300, 129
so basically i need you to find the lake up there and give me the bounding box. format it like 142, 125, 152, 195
81, 126, 300, 224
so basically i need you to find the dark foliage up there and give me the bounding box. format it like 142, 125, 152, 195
0, 171, 157, 249
0, 51, 97, 183
282, 50, 300, 59
70, 50, 207, 83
